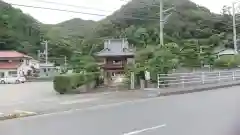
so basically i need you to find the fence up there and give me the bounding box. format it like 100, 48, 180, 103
157, 70, 240, 88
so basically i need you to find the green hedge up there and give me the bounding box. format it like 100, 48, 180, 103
53, 72, 99, 94
214, 56, 239, 69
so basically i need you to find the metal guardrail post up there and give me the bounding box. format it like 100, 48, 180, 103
236, 70, 239, 80
157, 74, 160, 88
181, 76, 185, 88
232, 71, 236, 81
218, 72, 221, 82
201, 72, 205, 84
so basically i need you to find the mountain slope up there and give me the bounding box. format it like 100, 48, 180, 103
42, 18, 97, 40
0, 0, 41, 56
97, 0, 219, 36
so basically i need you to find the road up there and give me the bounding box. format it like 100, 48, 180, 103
0, 82, 56, 104
1, 86, 240, 135
0, 81, 142, 115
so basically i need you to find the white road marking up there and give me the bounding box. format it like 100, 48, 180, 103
60, 98, 98, 105
18, 97, 165, 119
123, 124, 166, 135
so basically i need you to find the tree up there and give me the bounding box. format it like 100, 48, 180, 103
180, 42, 201, 68
148, 44, 179, 74
69, 54, 99, 73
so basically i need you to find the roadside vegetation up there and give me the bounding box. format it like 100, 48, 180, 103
1, 0, 240, 89
53, 72, 100, 94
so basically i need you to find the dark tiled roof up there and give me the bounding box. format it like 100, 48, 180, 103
95, 39, 134, 57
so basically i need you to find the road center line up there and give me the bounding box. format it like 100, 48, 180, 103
123, 124, 166, 135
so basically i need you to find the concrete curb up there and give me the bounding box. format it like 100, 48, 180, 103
144, 81, 240, 97
0, 110, 37, 121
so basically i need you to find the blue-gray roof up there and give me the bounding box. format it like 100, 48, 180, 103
95, 39, 134, 57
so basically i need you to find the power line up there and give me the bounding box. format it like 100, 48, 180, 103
9, 3, 161, 21
28, 0, 160, 18
10, 3, 108, 16
29, 0, 114, 13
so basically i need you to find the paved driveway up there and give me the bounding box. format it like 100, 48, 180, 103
0, 82, 137, 115
0, 82, 56, 104
0, 85, 240, 135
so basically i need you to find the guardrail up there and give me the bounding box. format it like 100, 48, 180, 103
157, 70, 240, 88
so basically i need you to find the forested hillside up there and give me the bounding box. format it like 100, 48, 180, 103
0, 0, 239, 71
42, 18, 97, 40
0, 0, 41, 57
92, 0, 240, 74
96, 0, 235, 48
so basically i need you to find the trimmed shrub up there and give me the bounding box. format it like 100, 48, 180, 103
53, 75, 73, 94
214, 56, 238, 69
53, 72, 100, 94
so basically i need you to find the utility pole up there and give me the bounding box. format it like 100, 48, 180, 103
64, 56, 67, 67
45, 40, 48, 64
159, 0, 175, 46
159, 0, 164, 46
233, 2, 238, 54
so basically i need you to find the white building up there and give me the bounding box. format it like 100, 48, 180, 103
0, 51, 38, 77
30, 59, 40, 69
217, 49, 236, 58
39, 62, 60, 77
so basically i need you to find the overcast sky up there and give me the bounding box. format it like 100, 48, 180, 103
2, 0, 236, 24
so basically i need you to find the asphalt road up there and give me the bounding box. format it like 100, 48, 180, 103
0, 82, 56, 104
1, 86, 240, 135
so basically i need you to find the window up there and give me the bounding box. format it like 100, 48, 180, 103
0, 72, 4, 78
113, 60, 121, 64
0, 60, 8, 62
8, 71, 18, 77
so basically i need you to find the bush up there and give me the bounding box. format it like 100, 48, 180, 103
53, 75, 73, 94
214, 56, 239, 69
53, 72, 99, 94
